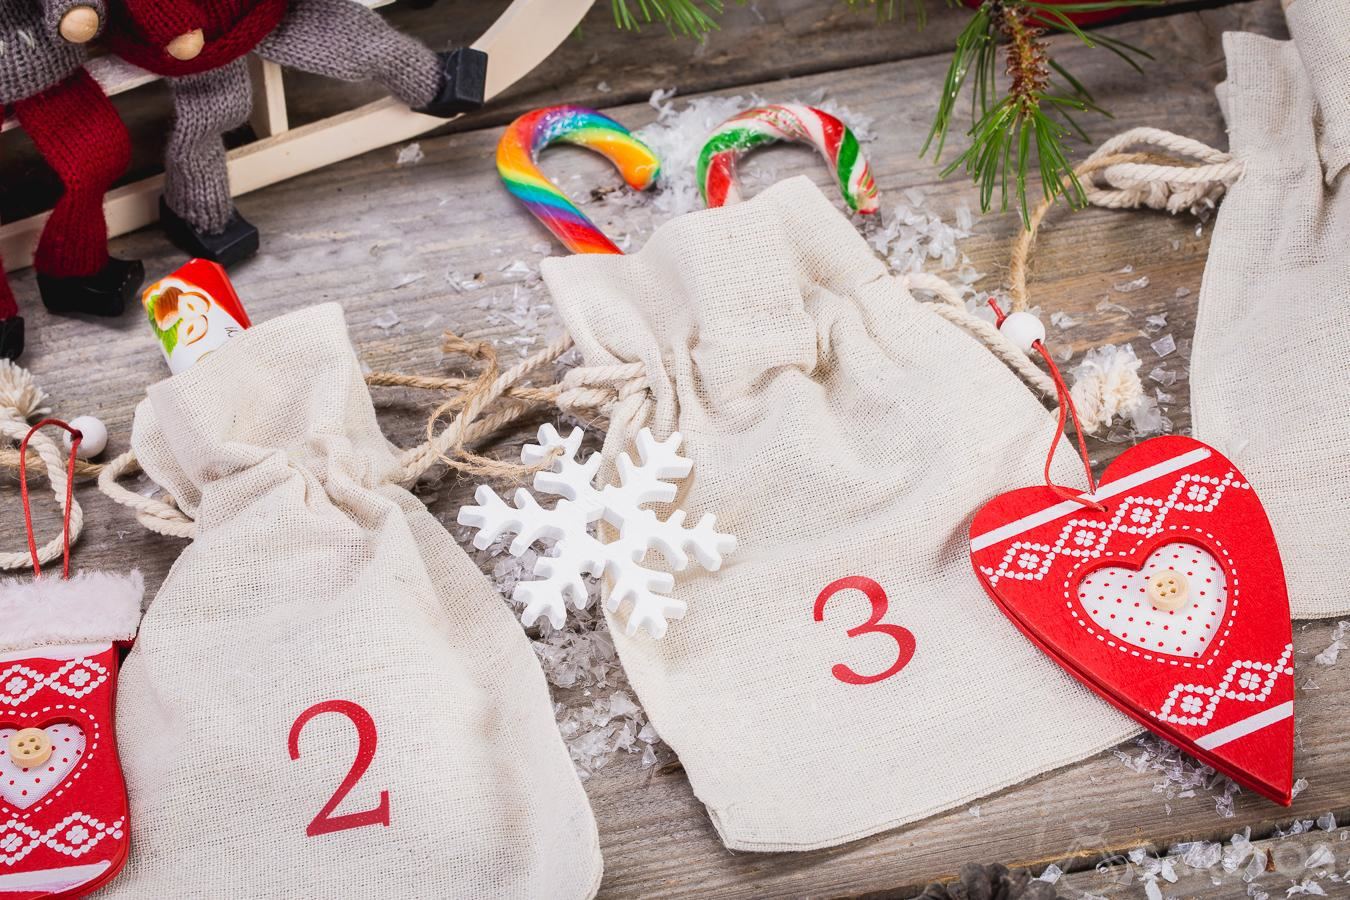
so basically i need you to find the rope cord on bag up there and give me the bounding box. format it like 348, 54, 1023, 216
1009, 127, 1241, 314
84, 342, 653, 538
909, 127, 1239, 407
901, 128, 1238, 501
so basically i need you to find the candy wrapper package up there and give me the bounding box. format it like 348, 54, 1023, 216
539, 177, 1137, 851
102, 305, 602, 897
1189, 6, 1350, 618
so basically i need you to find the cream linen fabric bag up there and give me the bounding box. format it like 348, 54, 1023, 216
539, 177, 1137, 852
100, 305, 601, 897
1189, 12, 1350, 619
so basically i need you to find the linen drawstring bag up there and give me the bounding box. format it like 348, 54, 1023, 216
94, 304, 602, 897
1057, 9, 1350, 619
1193, 16, 1350, 619
532, 176, 1138, 852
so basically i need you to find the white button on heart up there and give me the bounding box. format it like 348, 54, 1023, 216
1147, 569, 1189, 611
8, 728, 52, 768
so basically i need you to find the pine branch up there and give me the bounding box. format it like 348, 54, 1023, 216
918, 0, 1159, 223
610, 0, 734, 37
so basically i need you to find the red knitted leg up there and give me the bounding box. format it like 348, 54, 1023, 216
0, 108, 15, 321
0, 262, 16, 322
14, 71, 130, 278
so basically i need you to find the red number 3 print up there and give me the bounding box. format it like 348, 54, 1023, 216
813, 576, 917, 685
289, 700, 391, 837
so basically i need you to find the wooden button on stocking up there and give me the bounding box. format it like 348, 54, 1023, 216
8, 727, 53, 768
1147, 570, 1188, 611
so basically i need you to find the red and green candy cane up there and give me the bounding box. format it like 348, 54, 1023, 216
698, 104, 880, 213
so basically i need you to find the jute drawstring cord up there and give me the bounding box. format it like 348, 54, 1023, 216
1009, 127, 1241, 314
399, 327, 653, 485
398, 331, 575, 484
88, 355, 572, 541
914, 127, 1241, 415
904, 271, 1058, 399
78, 328, 651, 540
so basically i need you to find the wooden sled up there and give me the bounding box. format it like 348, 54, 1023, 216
0, 0, 594, 272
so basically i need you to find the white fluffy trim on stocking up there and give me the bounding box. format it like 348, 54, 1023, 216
0, 571, 144, 653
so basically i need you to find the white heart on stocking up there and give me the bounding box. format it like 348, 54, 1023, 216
1, 721, 87, 810
1073, 541, 1230, 660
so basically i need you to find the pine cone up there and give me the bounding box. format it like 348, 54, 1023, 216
915, 863, 1059, 900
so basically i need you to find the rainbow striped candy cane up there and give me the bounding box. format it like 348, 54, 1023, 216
497, 105, 661, 255
698, 104, 880, 214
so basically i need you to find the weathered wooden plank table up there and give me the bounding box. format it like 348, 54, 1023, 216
3, 1, 1346, 897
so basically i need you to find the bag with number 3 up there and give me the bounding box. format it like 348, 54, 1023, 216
101, 305, 602, 897
538, 177, 1138, 851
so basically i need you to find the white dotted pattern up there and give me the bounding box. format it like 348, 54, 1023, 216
0, 812, 124, 865
1155, 645, 1295, 727
981, 471, 1248, 586
1064, 526, 1238, 669
0, 659, 108, 707
1077, 541, 1228, 659
0, 723, 86, 810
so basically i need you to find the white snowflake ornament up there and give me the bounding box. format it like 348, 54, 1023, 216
458, 424, 735, 638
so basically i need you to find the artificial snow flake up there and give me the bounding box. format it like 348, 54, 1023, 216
458, 425, 736, 638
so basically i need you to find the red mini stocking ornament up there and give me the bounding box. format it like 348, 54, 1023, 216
969, 302, 1294, 805
0, 421, 142, 898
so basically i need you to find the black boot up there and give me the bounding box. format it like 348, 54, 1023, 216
414, 47, 488, 118
37, 257, 144, 318
160, 197, 260, 267
0, 317, 24, 360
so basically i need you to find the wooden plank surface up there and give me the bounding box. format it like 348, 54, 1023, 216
3, 2, 1343, 898
1057, 825, 1350, 898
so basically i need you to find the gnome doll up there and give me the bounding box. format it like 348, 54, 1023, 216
0, 0, 145, 359
106, 0, 487, 265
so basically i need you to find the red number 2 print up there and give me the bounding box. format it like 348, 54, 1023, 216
288, 699, 391, 837
813, 576, 917, 685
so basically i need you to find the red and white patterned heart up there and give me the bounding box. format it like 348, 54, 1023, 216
1, 721, 87, 810
970, 435, 1295, 804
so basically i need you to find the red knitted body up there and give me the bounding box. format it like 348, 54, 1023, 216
11, 71, 129, 279
106, 0, 288, 76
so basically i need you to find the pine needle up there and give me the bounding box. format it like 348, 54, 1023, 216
610, 0, 733, 37
920, 0, 1159, 223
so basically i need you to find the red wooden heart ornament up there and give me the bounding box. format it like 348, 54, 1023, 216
970, 435, 1294, 804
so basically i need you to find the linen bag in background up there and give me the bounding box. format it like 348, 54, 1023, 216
101, 305, 601, 898
1189, 11, 1350, 618
539, 177, 1138, 852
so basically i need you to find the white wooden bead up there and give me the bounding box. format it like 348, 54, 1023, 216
64, 415, 108, 459
998, 311, 1046, 354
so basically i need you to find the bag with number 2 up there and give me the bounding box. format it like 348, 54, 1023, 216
100, 305, 602, 897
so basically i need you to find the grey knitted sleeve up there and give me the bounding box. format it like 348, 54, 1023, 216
40, 0, 107, 41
